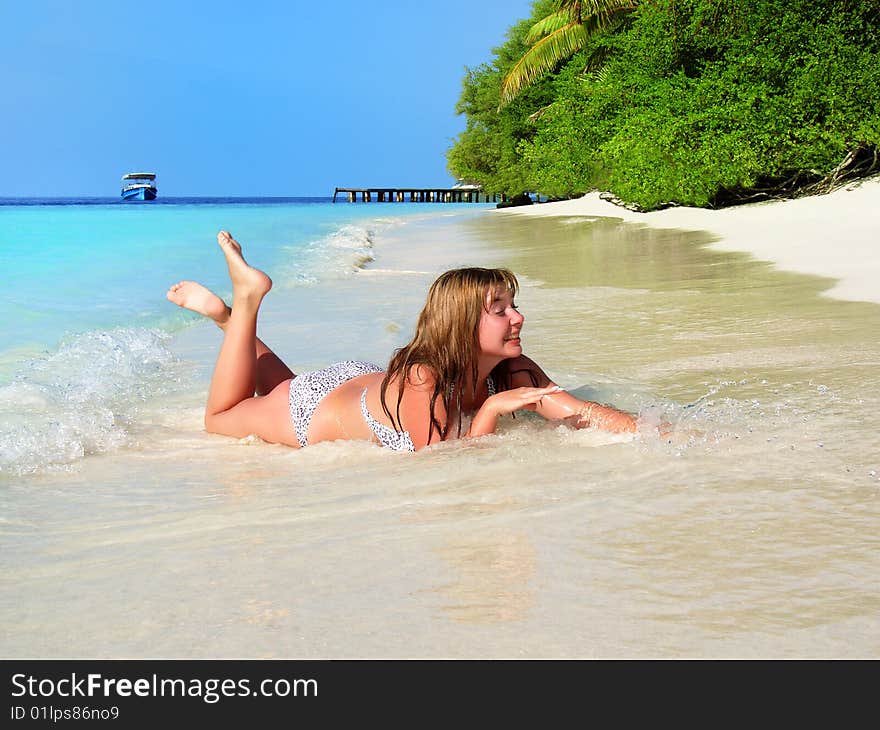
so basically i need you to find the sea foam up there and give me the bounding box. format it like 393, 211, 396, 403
276, 224, 377, 286
0, 328, 183, 476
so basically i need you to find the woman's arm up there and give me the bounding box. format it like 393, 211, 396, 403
504, 355, 638, 434
538, 391, 638, 433
466, 384, 566, 438
392, 365, 562, 447
391, 365, 449, 450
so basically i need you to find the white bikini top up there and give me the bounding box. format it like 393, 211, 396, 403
360, 389, 416, 452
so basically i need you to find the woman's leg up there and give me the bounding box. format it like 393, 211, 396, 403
178, 231, 299, 445
167, 281, 294, 395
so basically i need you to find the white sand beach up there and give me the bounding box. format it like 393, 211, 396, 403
501, 175, 880, 305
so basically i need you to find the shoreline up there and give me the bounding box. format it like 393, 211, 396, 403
5, 196, 880, 659
498, 175, 880, 305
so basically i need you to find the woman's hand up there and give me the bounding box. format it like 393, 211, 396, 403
486, 385, 564, 417
466, 385, 562, 438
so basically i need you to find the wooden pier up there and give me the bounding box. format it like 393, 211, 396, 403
332, 186, 505, 203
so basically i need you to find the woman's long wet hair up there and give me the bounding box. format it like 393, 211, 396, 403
380, 267, 525, 443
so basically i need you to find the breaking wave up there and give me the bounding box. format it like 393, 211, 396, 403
0, 328, 185, 477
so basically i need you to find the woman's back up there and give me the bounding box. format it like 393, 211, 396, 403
307, 370, 386, 446
309, 363, 471, 450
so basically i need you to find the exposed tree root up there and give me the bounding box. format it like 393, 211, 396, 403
595, 145, 878, 212
710, 144, 879, 208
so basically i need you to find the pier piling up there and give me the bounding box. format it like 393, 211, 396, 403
333, 186, 495, 204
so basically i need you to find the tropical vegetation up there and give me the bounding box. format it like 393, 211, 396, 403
447, 0, 880, 210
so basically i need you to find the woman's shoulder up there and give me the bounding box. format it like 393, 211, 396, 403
405, 363, 440, 390
505, 353, 539, 369
502, 354, 552, 387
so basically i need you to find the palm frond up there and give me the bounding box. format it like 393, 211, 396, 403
527, 103, 557, 122
569, 0, 639, 22
525, 10, 573, 45
588, 65, 611, 85
500, 0, 639, 107
500, 23, 590, 106
584, 44, 614, 73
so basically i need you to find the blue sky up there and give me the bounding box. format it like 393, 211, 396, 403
1, 0, 535, 197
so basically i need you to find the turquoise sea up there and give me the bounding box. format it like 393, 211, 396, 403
0, 197, 491, 476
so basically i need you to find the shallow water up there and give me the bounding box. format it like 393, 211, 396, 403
0, 200, 487, 474
2, 210, 878, 658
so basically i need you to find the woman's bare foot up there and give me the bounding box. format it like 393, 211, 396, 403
166, 281, 231, 327
217, 230, 272, 304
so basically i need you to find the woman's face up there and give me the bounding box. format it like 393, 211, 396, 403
477, 288, 524, 359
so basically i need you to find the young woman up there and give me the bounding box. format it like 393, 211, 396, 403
166, 230, 638, 452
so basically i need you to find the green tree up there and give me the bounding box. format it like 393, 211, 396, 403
451, 0, 880, 209
447, 3, 558, 195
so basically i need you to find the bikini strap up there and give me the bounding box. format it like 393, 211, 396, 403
447, 376, 497, 398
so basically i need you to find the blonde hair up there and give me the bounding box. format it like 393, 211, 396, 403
381, 267, 520, 441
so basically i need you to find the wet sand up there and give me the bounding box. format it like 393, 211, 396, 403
501, 174, 880, 305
